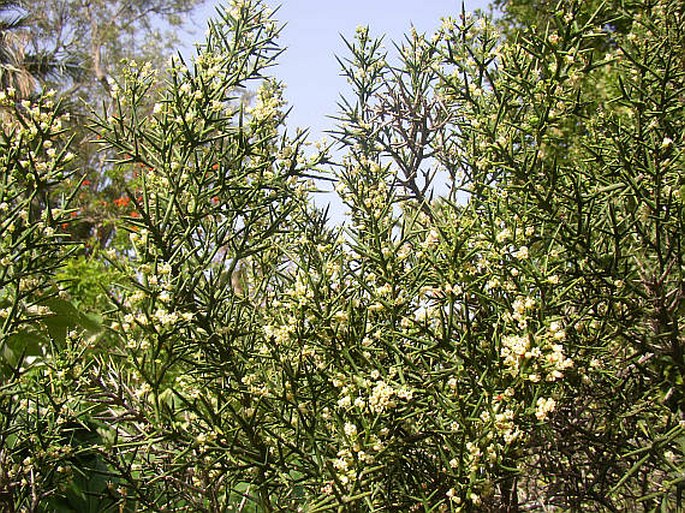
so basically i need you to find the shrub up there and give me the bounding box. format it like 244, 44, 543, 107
1, 0, 683, 511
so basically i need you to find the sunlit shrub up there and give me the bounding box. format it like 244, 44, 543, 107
1, 0, 683, 511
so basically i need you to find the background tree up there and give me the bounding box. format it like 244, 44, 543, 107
9, 0, 210, 253
17, 0, 207, 96
0, 0, 68, 98
0, 0, 35, 96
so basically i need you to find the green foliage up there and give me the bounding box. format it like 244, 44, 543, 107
0, 90, 79, 370
1, 0, 683, 511
56, 254, 121, 313
6, 0, 210, 252
0, 89, 114, 512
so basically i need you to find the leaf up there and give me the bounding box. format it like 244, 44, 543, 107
42, 297, 102, 345
3, 326, 47, 368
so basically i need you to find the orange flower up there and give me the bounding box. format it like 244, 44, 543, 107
113, 196, 131, 208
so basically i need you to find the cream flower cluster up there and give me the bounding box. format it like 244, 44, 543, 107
535, 397, 556, 421
335, 371, 414, 415
501, 328, 573, 384
249, 80, 285, 131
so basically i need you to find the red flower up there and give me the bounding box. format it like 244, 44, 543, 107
114, 196, 131, 208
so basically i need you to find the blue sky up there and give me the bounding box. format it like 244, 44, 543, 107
188, 0, 492, 140
182, 1, 493, 221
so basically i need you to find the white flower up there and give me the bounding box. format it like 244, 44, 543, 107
369, 381, 396, 413
424, 229, 440, 248
664, 450, 677, 463
344, 422, 358, 438
514, 246, 529, 259
535, 397, 556, 421
661, 137, 673, 150
496, 228, 512, 243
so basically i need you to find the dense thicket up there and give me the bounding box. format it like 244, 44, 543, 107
0, 0, 683, 511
